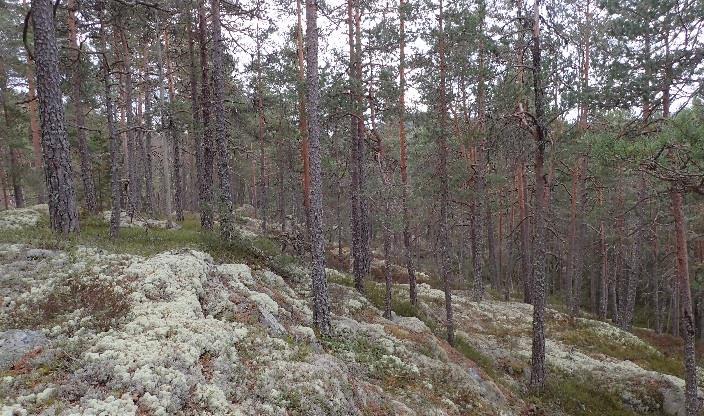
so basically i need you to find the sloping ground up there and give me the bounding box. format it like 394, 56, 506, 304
0, 209, 520, 415
0, 206, 701, 415
403, 284, 704, 415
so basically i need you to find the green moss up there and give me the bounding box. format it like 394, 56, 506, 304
453, 336, 498, 380
559, 322, 683, 377
281, 389, 304, 413
529, 373, 640, 415
0, 215, 204, 257
326, 270, 355, 287
362, 280, 420, 319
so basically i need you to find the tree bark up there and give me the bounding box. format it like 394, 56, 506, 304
399, 0, 417, 306
529, 0, 547, 391
164, 30, 184, 222
256, 32, 267, 232
210, 0, 235, 238
517, 162, 532, 303
119, 25, 141, 218
141, 46, 155, 215
295, 0, 311, 233
104, 54, 121, 237
567, 156, 587, 315
153, 14, 173, 225
31, 0, 80, 234
0, 61, 25, 208
653, 214, 662, 333
622, 176, 647, 331
671, 188, 699, 415
187, 9, 202, 217
598, 191, 608, 320
348, 0, 369, 292
305, 0, 332, 336
25, 56, 45, 204
437, 0, 455, 346
0, 155, 8, 209
198, 0, 215, 230
67, 0, 97, 214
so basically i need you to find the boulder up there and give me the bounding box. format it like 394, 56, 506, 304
0, 330, 48, 371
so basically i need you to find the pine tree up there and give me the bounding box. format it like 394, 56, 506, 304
31, 0, 80, 233
305, 0, 332, 336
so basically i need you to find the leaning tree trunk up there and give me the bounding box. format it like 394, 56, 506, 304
67, 0, 97, 214
305, 0, 332, 336
31, 0, 79, 233
210, 0, 235, 238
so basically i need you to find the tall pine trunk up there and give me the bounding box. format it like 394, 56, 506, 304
31, 0, 80, 233
529, 0, 547, 390
437, 0, 455, 346
295, 0, 311, 233
67, 0, 97, 214
305, 0, 332, 336
154, 14, 173, 224
141, 45, 155, 215
256, 32, 267, 232
348, 0, 369, 292
0, 61, 25, 208
517, 162, 532, 303
119, 26, 141, 218
211, 0, 235, 238
187, 10, 202, 217
671, 189, 699, 415
164, 30, 184, 222
198, 0, 215, 230
398, 0, 417, 306
25, 56, 45, 204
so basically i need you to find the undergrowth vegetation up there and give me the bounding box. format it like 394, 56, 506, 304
527, 372, 641, 416
1, 210, 698, 415
559, 322, 684, 378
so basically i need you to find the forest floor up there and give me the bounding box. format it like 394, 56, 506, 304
0, 205, 702, 415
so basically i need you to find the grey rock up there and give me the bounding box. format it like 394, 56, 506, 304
24, 249, 57, 260
661, 386, 685, 416
258, 306, 286, 337
0, 330, 48, 370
